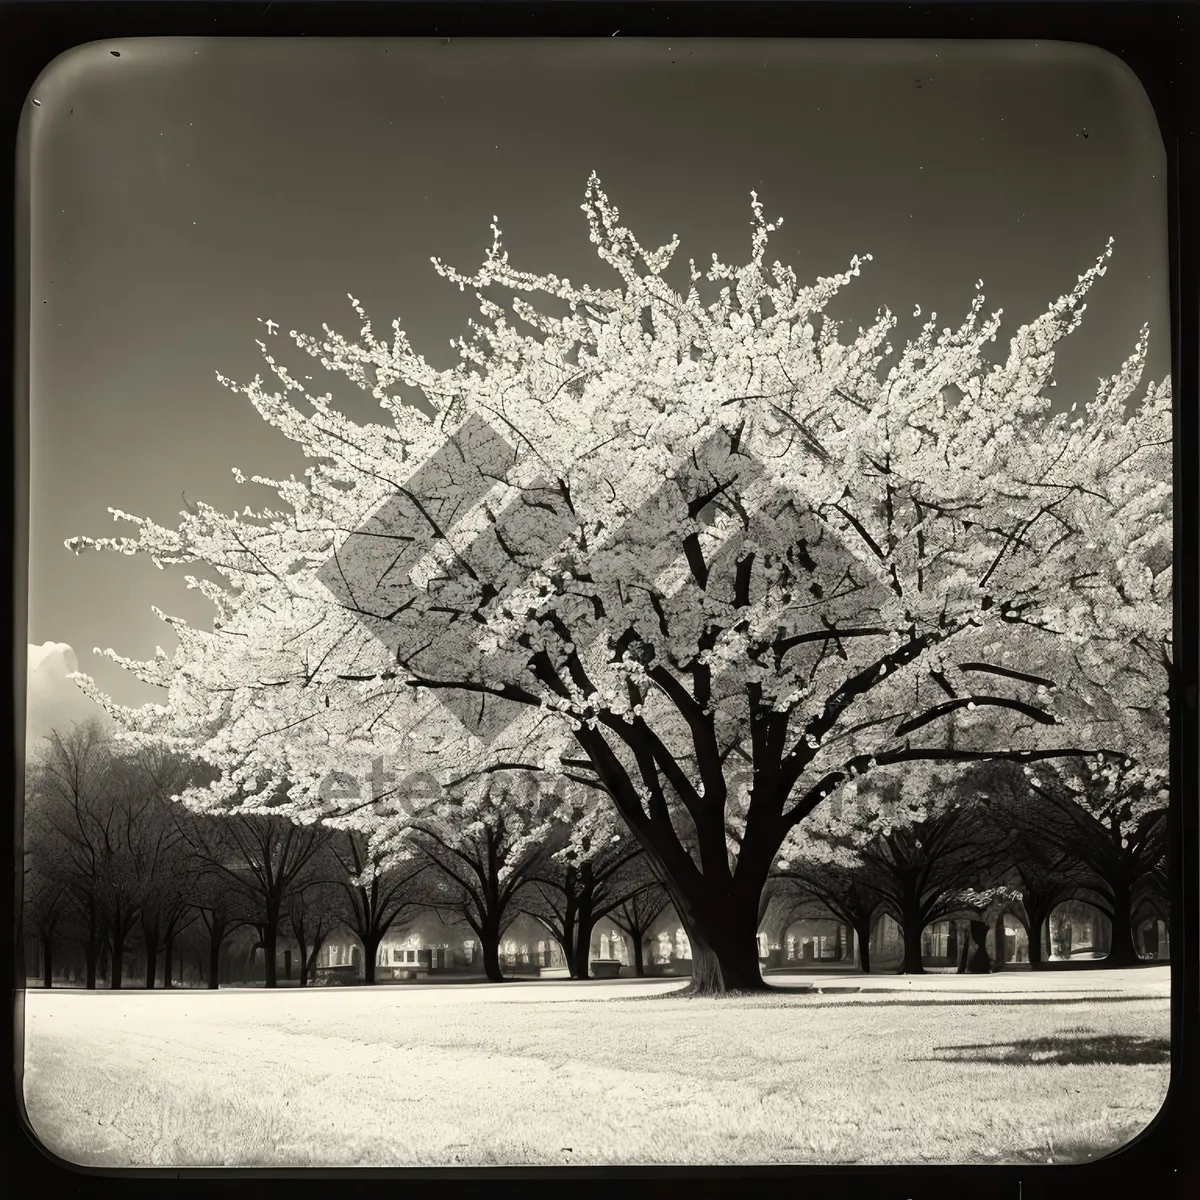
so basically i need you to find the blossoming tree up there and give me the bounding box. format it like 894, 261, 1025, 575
67, 175, 1170, 994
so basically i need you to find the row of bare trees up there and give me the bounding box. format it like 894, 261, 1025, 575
21, 721, 678, 988
22, 722, 424, 988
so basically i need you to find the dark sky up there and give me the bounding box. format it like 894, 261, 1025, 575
23, 37, 1168, 710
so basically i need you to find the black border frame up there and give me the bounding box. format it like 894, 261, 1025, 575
2, 4, 1195, 1198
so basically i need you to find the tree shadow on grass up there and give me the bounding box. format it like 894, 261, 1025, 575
924, 1034, 1170, 1066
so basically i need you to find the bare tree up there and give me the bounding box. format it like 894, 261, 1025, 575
22, 844, 66, 987
520, 818, 647, 979
286, 873, 345, 986
999, 844, 1088, 969
609, 880, 672, 977
188, 842, 253, 989
27, 721, 126, 988
411, 786, 545, 983
853, 805, 1011, 975
1003, 764, 1168, 967
120, 745, 198, 987
177, 803, 331, 987
331, 831, 429, 984
772, 859, 884, 973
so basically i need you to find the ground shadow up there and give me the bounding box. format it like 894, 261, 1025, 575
925, 1034, 1170, 1066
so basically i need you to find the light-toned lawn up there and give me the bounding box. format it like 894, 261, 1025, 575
21, 970, 1170, 1168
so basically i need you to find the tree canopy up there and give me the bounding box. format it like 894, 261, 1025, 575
66, 176, 1171, 993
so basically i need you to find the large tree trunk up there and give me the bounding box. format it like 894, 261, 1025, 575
294, 929, 310, 987
898, 909, 925, 975
164, 931, 177, 988
631, 934, 645, 977
1104, 889, 1139, 967
362, 931, 382, 984
473, 911, 506, 983
304, 946, 322, 985
80, 903, 101, 989
207, 930, 224, 990
568, 945, 583, 980
480, 923, 505, 983
852, 921, 872, 974
572, 909, 597, 980
676, 893, 768, 996
685, 925, 765, 995
41, 934, 53, 989
143, 935, 160, 989
552, 931, 577, 978
141, 909, 162, 989
560, 894, 581, 979
110, 917, 131, 990
1026, 910, 1047, 969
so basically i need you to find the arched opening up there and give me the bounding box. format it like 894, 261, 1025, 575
1047, 900, 1111, 962
994, 912, 1030, 965
1136, 917, 1169, 961
784, 917, 854, 965
868, 913, 904, 970
920, 920, 956, 965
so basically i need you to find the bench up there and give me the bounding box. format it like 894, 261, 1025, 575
389, 967, 430, 981
314, 965, 360, 986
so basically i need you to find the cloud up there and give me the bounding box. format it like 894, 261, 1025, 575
25, 642, 112, 755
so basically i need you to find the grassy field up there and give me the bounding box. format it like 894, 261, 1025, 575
21, 969, 1170, 1168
